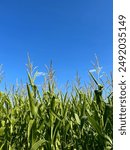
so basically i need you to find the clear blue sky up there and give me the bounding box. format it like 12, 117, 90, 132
0, 0, 112, 90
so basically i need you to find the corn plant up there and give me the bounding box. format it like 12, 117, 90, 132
0, 58, 113, 150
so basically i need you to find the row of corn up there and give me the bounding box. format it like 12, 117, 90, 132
0, 65, 112, 150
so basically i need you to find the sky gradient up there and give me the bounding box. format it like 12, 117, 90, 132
0, 0, 112, 90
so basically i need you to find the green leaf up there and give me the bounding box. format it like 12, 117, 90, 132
0, 127, 5, 136
86, 110, 102, 136
50, 109, 62, 122
28, 119, 35, 146
27, 84, 37, 117
0, 141, 5, 150
74, 113, 80, 125
31, 139, 46, 150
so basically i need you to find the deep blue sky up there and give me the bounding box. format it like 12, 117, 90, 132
0, 0, 112, 90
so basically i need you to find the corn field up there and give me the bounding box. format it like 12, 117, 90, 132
0, 60, 113, 150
